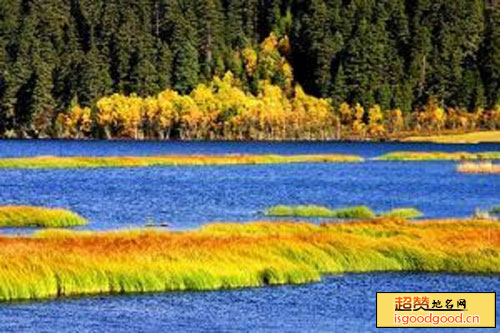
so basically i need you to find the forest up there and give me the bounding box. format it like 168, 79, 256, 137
0, 0, 499, 139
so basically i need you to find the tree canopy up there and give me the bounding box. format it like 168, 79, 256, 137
0, 0, 498, 138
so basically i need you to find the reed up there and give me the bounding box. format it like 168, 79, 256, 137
456, 162, 500, 174
0, 154, 363, 169
380, 208, 423, 219
376, 151, 500, 161
0, 206, 87, 228
1, 218, 496, 302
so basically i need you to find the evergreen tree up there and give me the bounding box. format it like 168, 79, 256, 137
481, 2, 500, 107
78, 39, 112, 106
156, 39, 172, 89
344, 9, 375, 107
0, 0, 498, 137
330, 62, 347, 106
195, 0, 225, 80
171, 8, 199, 94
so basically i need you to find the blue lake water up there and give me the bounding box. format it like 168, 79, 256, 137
0, 140, 499, 332
0, 274, 498, 333
0, 140, 498, 231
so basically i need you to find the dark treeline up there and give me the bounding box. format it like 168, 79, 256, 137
0, 0, 499, 138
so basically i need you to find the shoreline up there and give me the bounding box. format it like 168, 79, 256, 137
1, 130, 499, 144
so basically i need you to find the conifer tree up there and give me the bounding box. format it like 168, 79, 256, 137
171, 8, 199, 94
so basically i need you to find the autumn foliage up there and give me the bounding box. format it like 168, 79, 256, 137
56, 35, 500, 141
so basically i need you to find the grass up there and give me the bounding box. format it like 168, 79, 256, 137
264, 205, 423, 219
332, 205, 375, 219
380, 208, 423, 219
0, 154, 363, 169
403, 131, 500, 144
0, 206, 87, 228
264, 205, 337, 218
456, 162, 500, 174
376, 151, 500, 161
0, 218, 498, 301
264, 205, 375, 219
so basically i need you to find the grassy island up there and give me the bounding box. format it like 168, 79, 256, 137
403, 131, 500, 144
264, 205, 376, 219
264, 205, 422, 219
380, 208, 423, 219
0, 154, 363, 169
0, 218, 498, 301
376, 151, 500, 161
0, 206, 87, 228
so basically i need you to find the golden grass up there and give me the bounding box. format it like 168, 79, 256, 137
0, 206, 87, 228
0, 154, 363, 169
376, 151, 500, 161
403, 131, 500, 144
456, 162, 500, 174
0, 218, 498, 301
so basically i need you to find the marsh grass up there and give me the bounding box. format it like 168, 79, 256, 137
263, 205, 415, 219
380, 208, 423, 219
0, 206, 87, 228
0, 154, 363, 169
403, 131, 500, 144
264, 205, 336, 218
376, 151, 500, 161
456, 161, 500, 174
332, 206, 375, 219
0, 218, 498, 301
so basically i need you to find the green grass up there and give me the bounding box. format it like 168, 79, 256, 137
264, 205, 376, 219
264, 205, 336, 218
332, 206, 376, 219
0, 154, 363, 169
264, 205, 423, 220
375, 151, 500, 161
0, 206, 87, 228
380, 208, 423, 219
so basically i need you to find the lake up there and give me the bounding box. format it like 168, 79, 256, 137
0, 140, 498, 332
